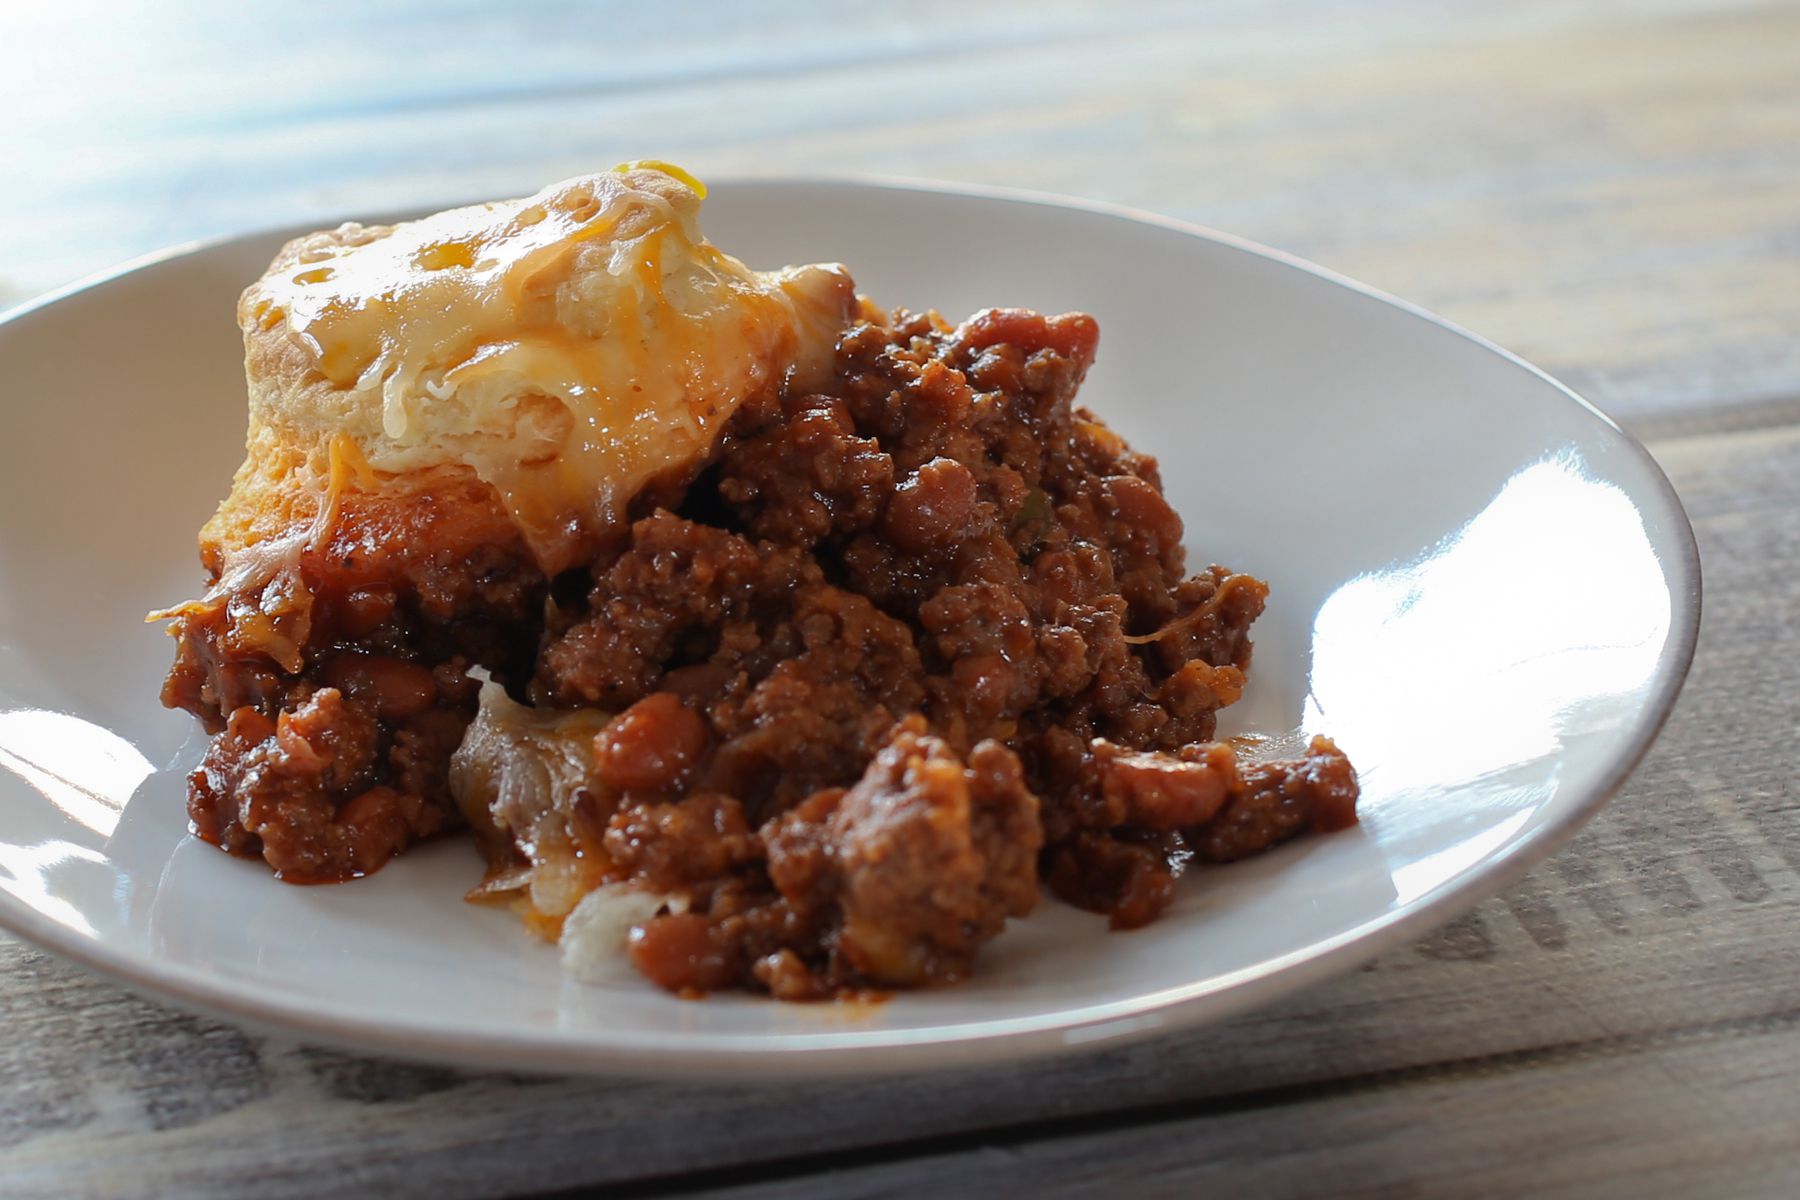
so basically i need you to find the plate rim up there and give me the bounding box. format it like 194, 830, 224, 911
0, 173, 1703, 1078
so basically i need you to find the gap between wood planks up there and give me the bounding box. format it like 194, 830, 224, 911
1628, 391, 1800, 445
533, 1003, 1800, 1199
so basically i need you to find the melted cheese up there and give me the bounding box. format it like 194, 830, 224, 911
242, 166, 852, 570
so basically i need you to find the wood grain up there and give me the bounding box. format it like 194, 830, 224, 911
2, 1, 1797, 424
3, 1, 1798, 1196
671, 1019, 1800, 1199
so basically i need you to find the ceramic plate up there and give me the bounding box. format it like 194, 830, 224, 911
0, 178, 1699, 1078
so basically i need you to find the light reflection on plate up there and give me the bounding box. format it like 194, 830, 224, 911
0, 178, 1698, 1077
1308, 452, 1672, 799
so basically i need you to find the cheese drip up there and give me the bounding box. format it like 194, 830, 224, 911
241, 167, 853, 570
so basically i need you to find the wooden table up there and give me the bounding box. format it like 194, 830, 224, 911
5, 2, 1799, 1195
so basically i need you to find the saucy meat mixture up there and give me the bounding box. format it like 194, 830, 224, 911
163, 302, 1358, 999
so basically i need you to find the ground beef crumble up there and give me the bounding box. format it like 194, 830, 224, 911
162, 302, 1359, 994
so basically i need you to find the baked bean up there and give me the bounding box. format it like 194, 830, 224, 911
594, 692, 708, 793
628, 913, 738, 995
334, 588, 398, 637
318, 653, 438, 719
884, 457, 978, 553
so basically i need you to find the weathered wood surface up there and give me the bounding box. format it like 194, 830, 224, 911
6, 0, 1799, 426
4, 1, 1800, 1196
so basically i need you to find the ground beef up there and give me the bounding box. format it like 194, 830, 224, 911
1195, 736, 1360, 862
163, 523, 543, 880
163, 303, 1359, 993
187, 689, 444, 881
762, 718, 1040, 990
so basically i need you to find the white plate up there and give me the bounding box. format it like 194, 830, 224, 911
0, 178, 1699, 1079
